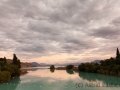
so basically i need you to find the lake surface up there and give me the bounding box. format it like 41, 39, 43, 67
1, 67, 120, 90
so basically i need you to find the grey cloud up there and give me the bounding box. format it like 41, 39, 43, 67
0, 35, 17, 52
47, 0, 116, 26
90, 27, 120, 39
61, 37, 97, 54
111, 16, 120, 26
17, 44, 46, 53
28, 20, 62, 35
1, 0, 120, 60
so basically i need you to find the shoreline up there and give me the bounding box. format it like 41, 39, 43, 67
50, 66, 120, 77
48, 66, 79, 72
20, 69, 28, 76
0, 69, 28, 84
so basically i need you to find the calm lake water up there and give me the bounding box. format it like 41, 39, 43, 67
1, 67, 120, 90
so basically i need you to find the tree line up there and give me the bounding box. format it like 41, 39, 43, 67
78, 48, 120, 76
0, 54, 21, 83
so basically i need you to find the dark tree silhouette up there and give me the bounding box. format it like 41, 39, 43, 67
66, 65, 74, 69
13, 54, 18, 64
0, 55, 21, 83
50, 65, 55, 69
12, 54, 21, 69
78, 48, 120, 76
116, 48, 120, 59
3, 57, 7, 64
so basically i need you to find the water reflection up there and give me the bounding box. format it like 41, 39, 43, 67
0, 77, 20, 90
25, 67, 120, 85
79, 72, 120, 85
1, 67, 120, 90
66, 69, 74, 74
27, 68, 78, 81
50, 69, 55, 73
22, 67, 49, 71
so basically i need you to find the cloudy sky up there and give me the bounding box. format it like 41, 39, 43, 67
0, 0, 120, 64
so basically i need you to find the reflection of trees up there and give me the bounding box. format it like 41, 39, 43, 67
79, 72, 120, 84
27, 68, 45, 71
31, 68, 40, 71
66, 69, 74, 75
50, 69, 55, 73
0, 77, 20, 90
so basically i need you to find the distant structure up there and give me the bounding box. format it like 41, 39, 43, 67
116, 48, 120, 59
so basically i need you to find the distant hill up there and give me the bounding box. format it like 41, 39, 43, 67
39, 63, 50, 66
91, 60, 101, 64
54, 62, 81, 66
6, 59, 101, 68
21, 62, 36, 67
6, 59, 12, 64
54, 60, 101, 66
6, 59, 36, 68
31, 62, 40, 66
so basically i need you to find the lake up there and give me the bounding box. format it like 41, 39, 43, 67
0, 67, 120, 90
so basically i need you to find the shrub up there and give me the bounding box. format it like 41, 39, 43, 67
118, 71, 120, 76
66, 65, 74, 69
2, 64, 20, 77
0, 71, 11, 83
50, 65, 55, 69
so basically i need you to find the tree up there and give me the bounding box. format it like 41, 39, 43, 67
116, 48, 120, 59
66, 65, 74, 69
50, 65, 55, 69
78, 48, 120, 77
17, 59, 21, 69
2, 64, 20, 77
0, 71, 11, 83
3, 57, 7, 64
12, 54, 21, 69
13, 54, 18, 65
0, 55, 21, 83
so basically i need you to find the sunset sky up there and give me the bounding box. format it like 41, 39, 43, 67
0, 0, 120, 64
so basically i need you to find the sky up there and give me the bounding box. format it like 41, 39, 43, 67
0, 0, 120, 64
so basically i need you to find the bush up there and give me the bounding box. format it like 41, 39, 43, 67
50, 65, 55, 69
2, 64, 20, 77
0, 71, 11, 83
0, 54, 21, 83
66, 65, 74, 69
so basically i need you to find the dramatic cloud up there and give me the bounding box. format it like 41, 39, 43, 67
0, 0, 120, 63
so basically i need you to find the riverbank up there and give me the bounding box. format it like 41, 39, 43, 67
20, 69, 28, 76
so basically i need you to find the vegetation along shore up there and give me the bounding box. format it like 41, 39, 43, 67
51, 48, 120, 77
0, 54, 26, 83
1, 48, 120, 83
